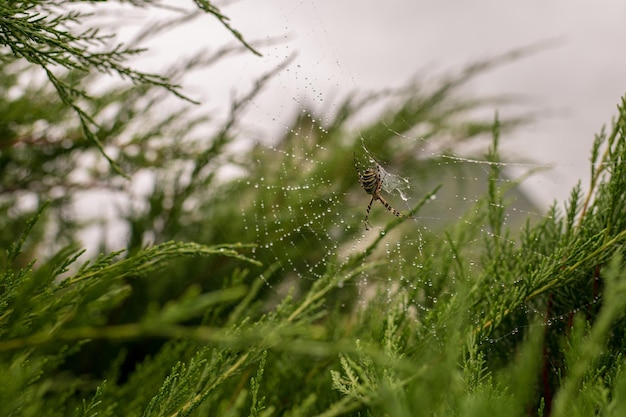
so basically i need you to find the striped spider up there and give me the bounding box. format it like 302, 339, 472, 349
354, 156, 412, 230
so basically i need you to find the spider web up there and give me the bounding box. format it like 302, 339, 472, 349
203, 0, 619, 349
67, 0, 617, 349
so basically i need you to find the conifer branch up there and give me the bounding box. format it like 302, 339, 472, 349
578, 101, 626, 225
0, 1, 260, 175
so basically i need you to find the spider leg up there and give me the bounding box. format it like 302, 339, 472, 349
364, 195, 375, 230
376, 194, 403, 218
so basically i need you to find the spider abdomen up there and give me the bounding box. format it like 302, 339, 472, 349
359, 169, 380, 195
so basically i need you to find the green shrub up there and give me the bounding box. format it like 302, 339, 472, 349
2, 2, 626, 416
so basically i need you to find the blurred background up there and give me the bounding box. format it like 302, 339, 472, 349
157, 0, 626, 209
61, 0, 626, 252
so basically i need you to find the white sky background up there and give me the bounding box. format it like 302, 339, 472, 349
82, 0, 626, 232
176, 0, 624, 211
54, 0, 626, 325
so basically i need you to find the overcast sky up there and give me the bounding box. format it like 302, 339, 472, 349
133, 1, 626, 209
75, 1, 626, 251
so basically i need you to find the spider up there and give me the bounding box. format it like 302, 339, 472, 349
354, 156, 412, 230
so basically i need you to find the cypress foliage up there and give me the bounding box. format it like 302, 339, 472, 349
2, 2, 626, 416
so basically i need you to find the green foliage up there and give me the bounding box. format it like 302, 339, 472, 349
0, 0, 258, 176
3, 2, 626, 416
